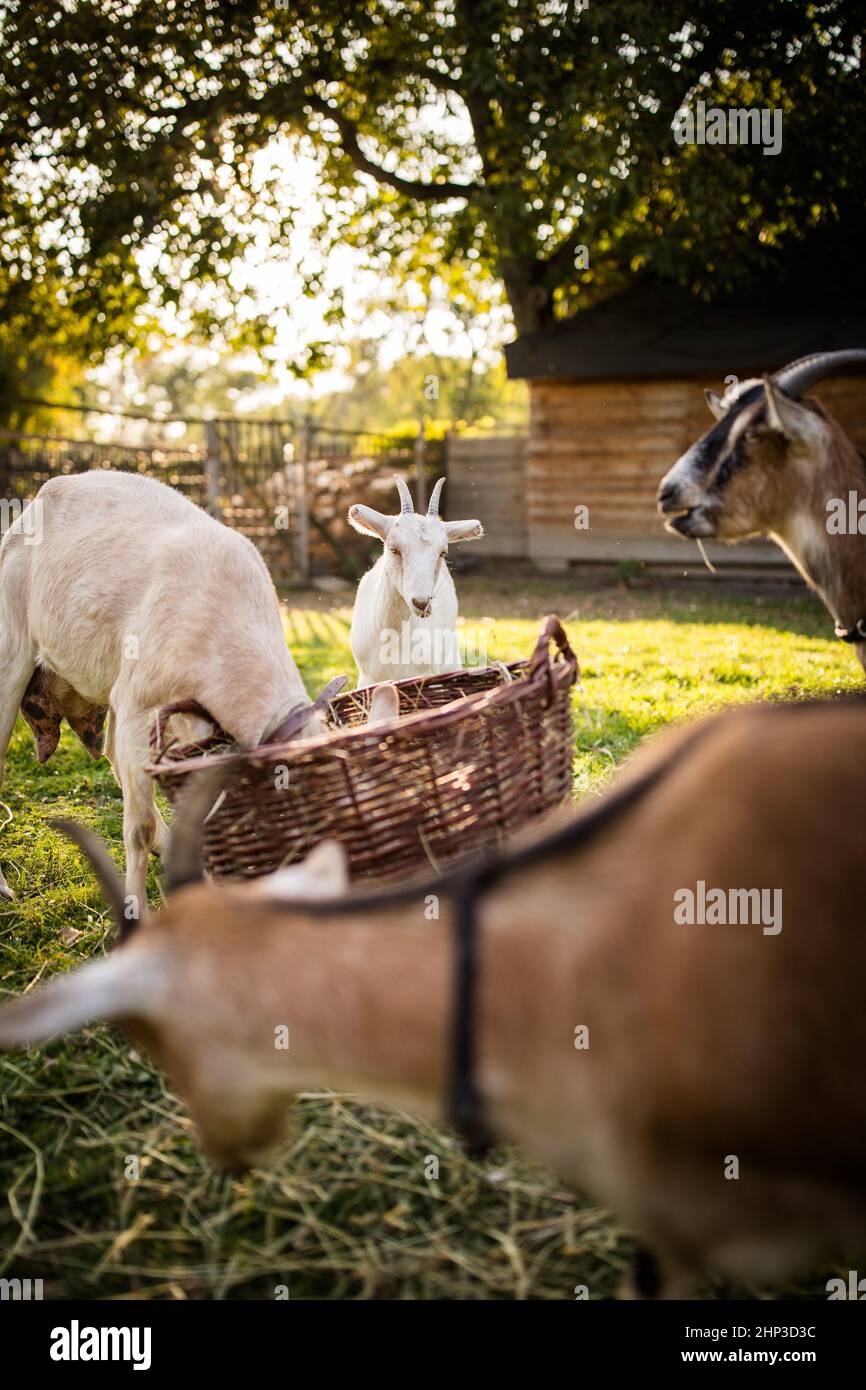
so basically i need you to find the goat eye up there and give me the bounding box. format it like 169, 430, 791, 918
390, 547, 401, 558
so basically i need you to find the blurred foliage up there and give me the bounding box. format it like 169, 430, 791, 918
110, 351, 278, 419
0, 1, 863, 393
309, 341, 528, 432
90, 338, 527, 432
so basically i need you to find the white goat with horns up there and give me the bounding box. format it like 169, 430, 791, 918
347, 476, 483, 688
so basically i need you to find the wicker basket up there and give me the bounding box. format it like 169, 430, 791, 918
147, 615, 578, 887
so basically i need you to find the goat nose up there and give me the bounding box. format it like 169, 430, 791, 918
657, 481, 680, 512
411, 595, 431, 613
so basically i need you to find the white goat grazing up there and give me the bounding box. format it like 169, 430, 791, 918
0, 470, 319, 913
347, 476, 482, 687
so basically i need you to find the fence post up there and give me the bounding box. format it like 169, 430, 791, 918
414, 416, 427, 512
204, 418, 222, 519
296, 417, 312, 585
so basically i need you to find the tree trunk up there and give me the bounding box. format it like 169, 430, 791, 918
499, 257, 555, 338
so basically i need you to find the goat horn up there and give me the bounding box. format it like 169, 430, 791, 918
164, 764, 228, 893
394, 475, 414, 515
427, 478, 445, 516
772, 349, 866, 399
50, 818, 132, 943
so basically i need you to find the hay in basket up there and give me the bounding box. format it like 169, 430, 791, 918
147, 615, 579, 887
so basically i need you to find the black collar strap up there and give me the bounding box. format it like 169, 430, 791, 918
835, 618, 866, 644
264, 675, 348, 742
446, 880, 496, 1157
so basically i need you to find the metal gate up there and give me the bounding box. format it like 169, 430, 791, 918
0, 403, 443, 586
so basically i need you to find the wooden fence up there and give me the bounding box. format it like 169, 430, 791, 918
0, 408, 443, 586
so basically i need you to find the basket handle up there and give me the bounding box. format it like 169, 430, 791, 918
527, 615, 579, 684
150, 699, 219, 755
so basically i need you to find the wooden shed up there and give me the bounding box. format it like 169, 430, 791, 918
502, 284, 866, 577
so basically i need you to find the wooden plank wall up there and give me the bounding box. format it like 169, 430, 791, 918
817, 376, 866, 448
526, 375, 866, 572
445, 432, 528, 557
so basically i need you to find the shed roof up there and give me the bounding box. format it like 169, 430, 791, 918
504, 283, 866, 383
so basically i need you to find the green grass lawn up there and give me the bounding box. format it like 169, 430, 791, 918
0, 576, 860, 1300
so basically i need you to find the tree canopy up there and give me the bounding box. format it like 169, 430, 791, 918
0, 0, 863, 380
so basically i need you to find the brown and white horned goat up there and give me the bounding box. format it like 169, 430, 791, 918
658, 348, 866, 668
1, 699, 865, 1297
0, 470, 321, 911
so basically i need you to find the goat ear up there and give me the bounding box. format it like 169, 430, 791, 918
367, 683, 400, 727
302, 839, 348, 891
348, 505, 391, 540
763, 378, 807, 439
444, 519, 484, 543
0, 954, 151, 1048
257, 839, 348, 900
705, 388, 727, 420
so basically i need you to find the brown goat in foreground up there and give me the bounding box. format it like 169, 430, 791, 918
1, 699, 865, 1298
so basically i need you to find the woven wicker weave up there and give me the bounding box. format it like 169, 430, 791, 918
146, 615, 578, 886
